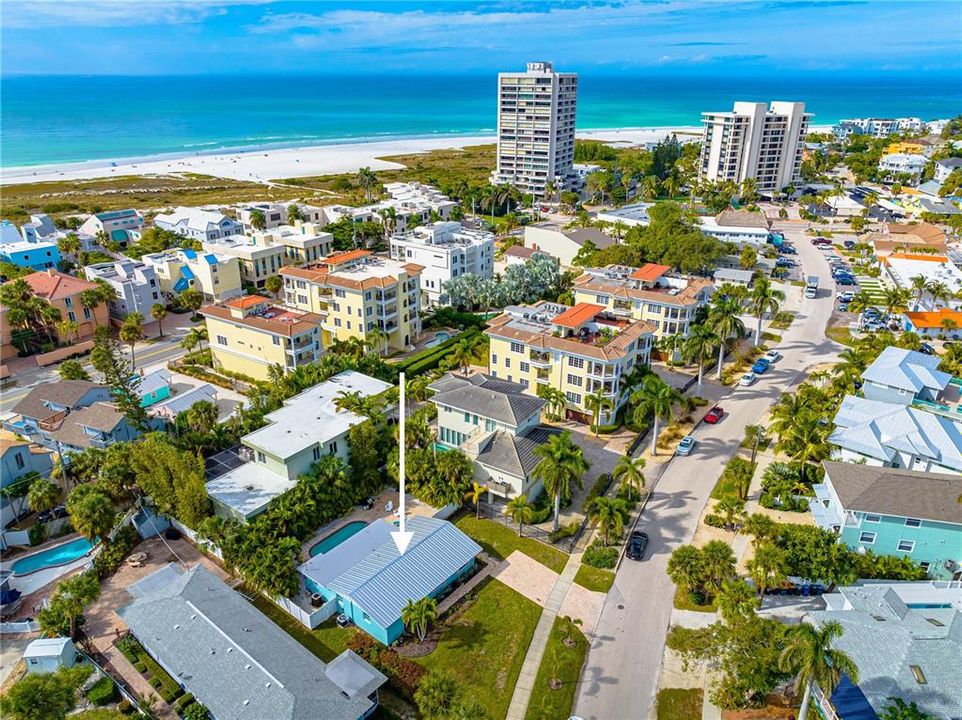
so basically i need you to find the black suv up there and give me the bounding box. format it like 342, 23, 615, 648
626, 530, 649, 561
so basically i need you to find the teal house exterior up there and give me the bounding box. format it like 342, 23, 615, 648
298, 516, 481, 645
812, 462, 962, 579
137, 370, 173, 407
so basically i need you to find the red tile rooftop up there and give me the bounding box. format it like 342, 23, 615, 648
552, 303, 604, 328
320, 249, 371, 265
225, 295, 269, 309
630, 263, 671, 282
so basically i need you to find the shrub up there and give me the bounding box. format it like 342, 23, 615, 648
345, 632, 380, 664
175, 694, 195, 710
549, 520, 581, 543
93, 525, 139, 578
704, 513, 726, 528
582, 474, 612, 513
528, 493, 553, 524
117, 699, 132, 715
377, 648, 427, 701
583, 539, 619, 568
134, 662, 147, 673
28, 522, 47, 546
150, 677, 162, 689
87, 676, 117, 705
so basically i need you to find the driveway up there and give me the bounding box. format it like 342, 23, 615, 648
574, 223, 843, 720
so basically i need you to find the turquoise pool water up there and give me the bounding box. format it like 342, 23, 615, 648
308, 521, 368, 557
11, 537, 95, 575
423, 332, 451, 349
433, 442, 452, 453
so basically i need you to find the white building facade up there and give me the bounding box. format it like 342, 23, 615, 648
154, 206, 244, 243
390, 221, 494, 306
84, 259, 161, 318
699, 101, 811, 194
492, 61, 577, 197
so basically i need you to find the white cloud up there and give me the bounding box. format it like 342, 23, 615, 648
1, 0, 271, 28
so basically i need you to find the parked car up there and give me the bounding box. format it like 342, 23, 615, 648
862, 321, 883, 332
919, 342, 936, 355
36, 505, 68, 524
764, 349, 782, 363
626, 530, 649, 561
739, 372, 756, 386
836, 277, 857, 286
838, 302, 850, 312
843, 240, 857, 250
811, 237, 831, 245
676, 435, 696, 456
776, 258, 795, 268
837, 291, 855, 302
779, 244, 797, 254
704, 406, 725, 424
752, 357, 771, 374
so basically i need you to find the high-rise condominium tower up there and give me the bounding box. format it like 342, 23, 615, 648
699, 101, 812, 194
492, 62, 577, 198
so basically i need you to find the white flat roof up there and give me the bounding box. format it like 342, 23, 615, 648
699, 218, 770, 236
243, 370, 391, 458
328, 256, 416, 281
206, 461, 296, 518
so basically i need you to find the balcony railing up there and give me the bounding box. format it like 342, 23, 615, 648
529, 351, 551, 368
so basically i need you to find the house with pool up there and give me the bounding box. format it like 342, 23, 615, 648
297, 516, 481, 645
0, 430, 54, 528
205, 371, 391, 521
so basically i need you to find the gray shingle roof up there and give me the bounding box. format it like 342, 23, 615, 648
476, 425, 562, 478
429, 373, 545, 427
298, 516, 480, 629
822, 461, 962, 525
118, 564, 385, 720
564, 227, 617, 249
11, 380, 104, 421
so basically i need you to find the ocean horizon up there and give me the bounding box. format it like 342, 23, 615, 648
3, 73, 960, 169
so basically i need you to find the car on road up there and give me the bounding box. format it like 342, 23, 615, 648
751, 357, 771, 374
739, 372, 756, 386
626, 530, 649, 561
919, 342, 936, 355
764, 349, 781, 363
811, 237, 831, 246
704, 406, 725, 424
676, 435, 696, 456
837, 291, 855, 302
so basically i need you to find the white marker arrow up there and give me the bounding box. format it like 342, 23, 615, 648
392, 371, 413, 555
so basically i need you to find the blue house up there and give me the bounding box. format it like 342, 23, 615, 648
137, 370, 173, 407
0, 220, 61, 271
298, 516, 481, 645
812, 462, 962, 579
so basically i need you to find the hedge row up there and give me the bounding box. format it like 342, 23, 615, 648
117, 636, 183, 704
581, 473, 612, 513
87, 676, 117, 706
394, 327, 481, 375
346, 632, 426, 701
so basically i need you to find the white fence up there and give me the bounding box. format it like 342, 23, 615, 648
0, 620, 39, 634
1, 517, 70, 550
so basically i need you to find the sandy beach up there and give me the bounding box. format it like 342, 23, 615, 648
0, 126, 707, 186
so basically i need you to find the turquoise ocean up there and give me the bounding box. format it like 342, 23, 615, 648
2, 73, 960, 168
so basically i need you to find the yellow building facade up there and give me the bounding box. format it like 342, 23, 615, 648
485, 301, 654, 424
280, 250, 423, 352
201, 295, 323, 381
142, 248, 242, 301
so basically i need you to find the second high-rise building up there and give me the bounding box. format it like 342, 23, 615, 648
492, 61, 577, 198
699, 101, 811, 195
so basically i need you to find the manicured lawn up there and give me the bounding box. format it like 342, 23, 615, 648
673, 585, 717, 613
709, 457, 756, 501
524, 616, 589, 720
415, 577, 542, 720
249, 593, 353, 662
574, 564, 616, 593
826, 325, 856, 347
656, 688, 704, 720
455, 515, 568, 574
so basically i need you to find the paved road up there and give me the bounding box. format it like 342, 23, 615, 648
574, 224, 842, 720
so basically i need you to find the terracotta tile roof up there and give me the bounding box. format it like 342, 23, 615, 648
886, 222, 946, 244
572, 270, 712, 308
201, 302, 323, 337
630, 263, 671, 282
280, 256, 423, 292
551, 303, 604, 328
904, 309, 962, 329
884, 253, 949, 264
17, 269, 98, 301
321, 249, 371, 266
226, 295, 269, 309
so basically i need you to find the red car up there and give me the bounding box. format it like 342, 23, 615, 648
704, 406, 725, 424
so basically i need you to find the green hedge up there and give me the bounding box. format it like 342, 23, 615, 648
175, 694, 195, 710
581, 473, 612, 513
87, 676, 117, 705
394, 327, 481, 374
583, 539, 619, 569
117, 636, 183, 703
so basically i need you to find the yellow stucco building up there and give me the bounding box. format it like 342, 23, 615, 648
280, 250, 424, 352
142, 248, 242, 301
201, 295, 323, 381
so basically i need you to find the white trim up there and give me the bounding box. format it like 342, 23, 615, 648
858, 531, 876, 545
897, 539, 915, 553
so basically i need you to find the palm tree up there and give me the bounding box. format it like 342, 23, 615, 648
450, 337, 477, 376
740, 177, 758, 203
356, 167, 379, 201
683, 324, 719, 394
589, 496, 629, 546
779, 621, 859, 720
543, 180, 557, 204
846, 290, 875, 316
584, 388, 614, 436
365, 327, 389, 356
538, 386, 567, 422
333, 390, 364, 414
65, 484, 115, 544
180, 287, 204, 317
506, 494, 534, 537
79, 288, 105, 327
119, 312, 145, 369
631, 376, 683, 456
708, 295, 747, 379
185, 400, 218, 433
743, 424, 768, 466
464, 482, 488, 519
882, 286, 911, 316
532, 431, 589, 532
249, 209, 267, 230
747, 541, 787, 598
833, 347, 870, 380
641, 175, 659, 202
401, 596, 438, 643
612, 455, 646, 500
57, 233, 81, 261
717, 578, 758, 623
909, 274, 931, 311
662, 174, 680, 200
287, 203, 303, 225
27, 477, 60, 515
775, 413, 830, 482
929, 281, 951, 308
748, 276, 785, 346
56, 319, 78, 345
151, 303, 167, 338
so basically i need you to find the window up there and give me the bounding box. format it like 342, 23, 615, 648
272, 336, 280, 346
64, 297, 73, 308
83, 308, 91, 320
520, 361, 530, 373
565, 391, 581, 404
335, 289, 346, 298
328, 441, 338, 454
472, 415, 479, 425
904, 518, 922, 527
567, 374, 583, 387
863, 514, 881, 523
217, 335, 228, 346
14, 452, 24, 470
505, 358, 511, 368
68, 311, 76, 322
859, 531, 876, 544
334, 318, 342, 327
257, 451, 266, 463
919, 561, 931, 573
464, 412, 471, 422
510, 341, 525, 354
519, 379, 529, 390
568, 356, 584, 369
897, 539, 915, 553
492, 354, 498, 364
312, 447, 321, 461
485, 419, 496, 431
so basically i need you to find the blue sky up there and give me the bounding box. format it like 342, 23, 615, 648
2, 0, 960, 76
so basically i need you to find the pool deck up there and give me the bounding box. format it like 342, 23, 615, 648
1, 534, 96, 597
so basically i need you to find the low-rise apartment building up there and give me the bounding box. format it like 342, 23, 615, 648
142, 248, 242, 301
0, 233, 60, 271
280, 250, 423, 352
84, 259, 161, 318
882, 253, 962, 310
201, 295, 323, 381
572, 263, 713, 342
13, 270, 109, 342
153, 206, 243, 243
812, 462, 962, 579
235, 202, 329, 231
78, 209, 144, 246
832, 116, 924, 139
390, 221, 494, 306
698, 208, 772, 245
523, 225, 617, 267
205, 370, 390, 520
935, 157, 962, 184
265, 223, 334, 265
485, 301, 654, 424
878, 153, 927, 182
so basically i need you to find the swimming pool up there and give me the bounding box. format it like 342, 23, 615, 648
11, 537, 95, 576
423, 331, 451, 349
308, 521, 368, 557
